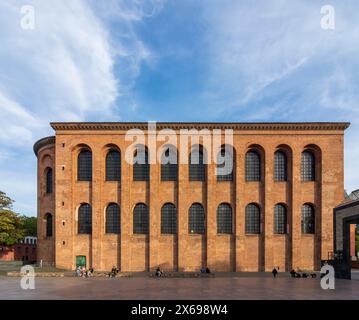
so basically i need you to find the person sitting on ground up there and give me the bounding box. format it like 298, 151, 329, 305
290, 269, 296, 278
155, 266, 162, 277
295, 272, 301, 278
310, 273, 317, 278
205, 267, 211, 274
200, 267, 206, 274
76, 266, 81, 277
302, 273, 308, 278
272, 267, 278, 278
81, 266, 86, 277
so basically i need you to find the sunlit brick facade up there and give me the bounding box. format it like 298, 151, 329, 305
34, 122, 349, 272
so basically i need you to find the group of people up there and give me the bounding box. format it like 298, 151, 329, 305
200, 267, 211, 274
76, 266, 94, 278
290, 269, 317, 278
109, 266, 120, 278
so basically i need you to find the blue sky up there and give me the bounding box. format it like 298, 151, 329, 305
0, 0, 358, 216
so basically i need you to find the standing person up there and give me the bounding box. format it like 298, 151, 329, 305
272, 267, 278, 278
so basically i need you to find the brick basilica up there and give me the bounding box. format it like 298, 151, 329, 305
34, 122, 349, 272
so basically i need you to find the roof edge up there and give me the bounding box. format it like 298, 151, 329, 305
33, 136, 55, 157
50, 122, 351, 131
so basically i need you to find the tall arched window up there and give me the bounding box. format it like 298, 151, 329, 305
245, 203, 260, 234
161, 203, 177, 234
45, 213, 53, 237
161, 146, 178, 181
301, 204, 315, 234
133, 146, 149, 181
217, 203, 233, 234
274, 204, 287, 234
301, 151, 315, 181
78, 203, 92, 234
78, 150, 92, 181
46, 168, 53, 194
217, 146, 233, 181
133, 203, 149, 234
245, 151, 261, 181
106, 150, 121, 181
106, 203, 120, 234
189, 203, 205, 234
274, 151, 287, 181
189, 146, 205, 181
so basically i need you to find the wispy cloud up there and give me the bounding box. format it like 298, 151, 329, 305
0, 0, 164, 215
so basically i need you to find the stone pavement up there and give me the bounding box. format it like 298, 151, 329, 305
1, 274, 359, 300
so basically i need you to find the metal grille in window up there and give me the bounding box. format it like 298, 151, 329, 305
46, 168, 53, 193
245, 151, 261, 181
274, 204, 287, 234
46, 213, 53, 237
78, 204, 92, 234
189, 150, 205, 181
217, 203, 233, 234
274, 151, 287, 181
133, 203, 149, 234
189, 203, 205, 234
133, 148, 149, 181
161, 203, 177, 234
217, 149, 233, 181
106, 150, 121, 181
301, 204, 315, 234
301, 151, 315, 181
78, 150, 92, 181
161, 148, 178, 181
245, 204, 260, 234
106, 203, 120, 234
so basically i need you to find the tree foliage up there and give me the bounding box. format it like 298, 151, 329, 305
0, 191, 36, 245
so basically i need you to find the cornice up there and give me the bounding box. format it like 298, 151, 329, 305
50, 122, 351, 132
33, 136, 55, 156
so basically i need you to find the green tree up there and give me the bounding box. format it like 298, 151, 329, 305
20, 216, 37, 237
0, 191, 25, 245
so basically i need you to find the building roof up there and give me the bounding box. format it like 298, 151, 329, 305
50, 121, 351, 131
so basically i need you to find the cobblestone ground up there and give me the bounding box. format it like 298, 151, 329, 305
1, 274, 359, 300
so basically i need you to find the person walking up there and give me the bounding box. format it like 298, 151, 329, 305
272, 267, 278, 278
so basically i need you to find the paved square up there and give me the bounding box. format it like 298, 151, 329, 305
1, 274, 359, 300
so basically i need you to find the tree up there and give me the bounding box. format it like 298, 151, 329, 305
20, 216, 37, 237
0, 191, 25, 245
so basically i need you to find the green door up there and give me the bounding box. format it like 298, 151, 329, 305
76, 255, 86, 268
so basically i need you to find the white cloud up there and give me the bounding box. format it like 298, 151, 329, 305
0, 0, 163, 215
198, 0, 359, 193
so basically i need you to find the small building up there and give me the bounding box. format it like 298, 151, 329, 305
0, 237, 37, 263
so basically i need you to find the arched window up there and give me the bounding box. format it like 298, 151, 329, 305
217, 146, 233, 181
301, 151, 315, 181
78, 150, 92, 181
46, 168, 53, 194
301, 204, 315, 234
245, 151, 261, 181
45, 213, 53, 237
189, 203, 205, 234
245, 204, 260, 234
78, 204, 92, 234
133, 203, 149, 234
105, 203, 120, 234
133, 146, 149, 181
161, 146, 178, 181
106, 150, 121, 181
274, 151, 287, 181
189, 147, 205, 181
274, 204, 287, 234
161, 203, 177, 234
217, 203, 233, 234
